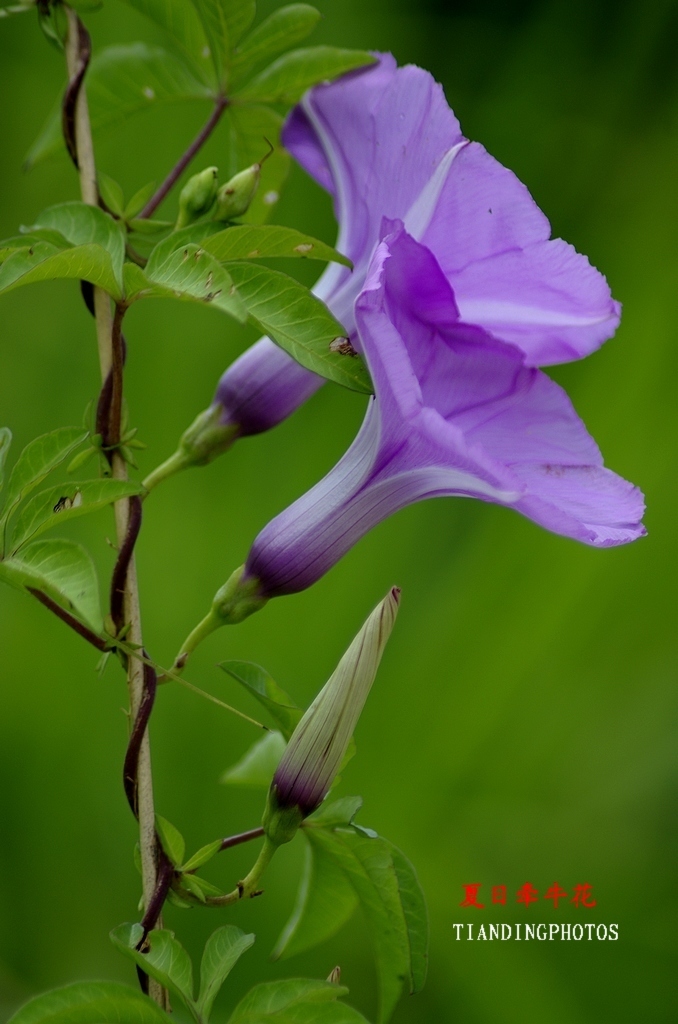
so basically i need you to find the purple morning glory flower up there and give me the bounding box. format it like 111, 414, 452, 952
242, 222, 644, 597
215, 53, 622, 436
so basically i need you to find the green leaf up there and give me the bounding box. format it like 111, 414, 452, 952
221, 730, 286, 787
145, 224, 221, 268
198, 925, 255, 1019
125, 181, 157, 220
233, 46, 376, 105
117, 0, 212, 80
0, 4, 34, 21
98, 173, 126, 217
189, 0, 230, 85
305, 827, 428, 1022
25, 44, 213, 169
110, 924, 195, 1011
128, 218, 175, 236
181, 838, 222, 872
0, 242, 122, 301
203, 225, 350, 266
221, 0, 255, 47
226, 262, 372, 395
167, 888, 193, 910
155, 814, 186, 866
1, 230, 72, 259
10, 479, 143, 552
126, 244, 247, 322
183, 874, 226, 899
389, 843, 429, 993
224, 105, 290, 224
231, 5, 321, 83
180, 874, 208, 902
218, 661, 302, 739
0, 538, 102, 631
1, 427, 87, 530
305, 796, 363, 829
32, 203, 125, 283
228, 979, 349, 1021
0, 428, 12, 494
273, 836, 359, 961
6, 981, 173, 1024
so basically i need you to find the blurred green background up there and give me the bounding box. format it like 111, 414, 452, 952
1, 0, 677, 1021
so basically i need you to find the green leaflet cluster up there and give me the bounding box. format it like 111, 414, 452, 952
25, 0, 374, 224
7, 975, 372, 1024
0, 198, 373, 394
0, 426, 142, 632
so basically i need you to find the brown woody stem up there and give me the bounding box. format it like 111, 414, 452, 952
64, 7, 166, 1009
138, 96, 228, 219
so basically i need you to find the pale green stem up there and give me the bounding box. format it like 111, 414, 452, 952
173, 608, 223, 670
205, 837, 278, 907
142, 450, 190, 494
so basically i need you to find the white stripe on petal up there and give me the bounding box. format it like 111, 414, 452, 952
404, 141, 468, 241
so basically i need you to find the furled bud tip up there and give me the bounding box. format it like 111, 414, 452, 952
214, 163, 261, 222
176, 166, 219, 228
263, 587, 401, 845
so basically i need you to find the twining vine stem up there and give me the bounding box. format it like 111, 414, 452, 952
138, 95, 228, 220
64, 7, 166, 1008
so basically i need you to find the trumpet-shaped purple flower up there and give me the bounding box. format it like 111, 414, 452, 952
243, 224, 644, 597
215, 54, 622, 435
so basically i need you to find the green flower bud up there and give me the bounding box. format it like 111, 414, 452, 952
263, 587, 401, 844
142, 404, 238, 493
261, 792, 304, 848
214, 163, 261, 222
176, 166, 219, 228
212, 565, 268, 625
178, 403, 238, 466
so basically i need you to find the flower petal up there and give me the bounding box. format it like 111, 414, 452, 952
513, 465, 646, 546
216, 337, 324, 436
366, 226, 644, 548
452, 237, 621, 365
420, 140, 550, 270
